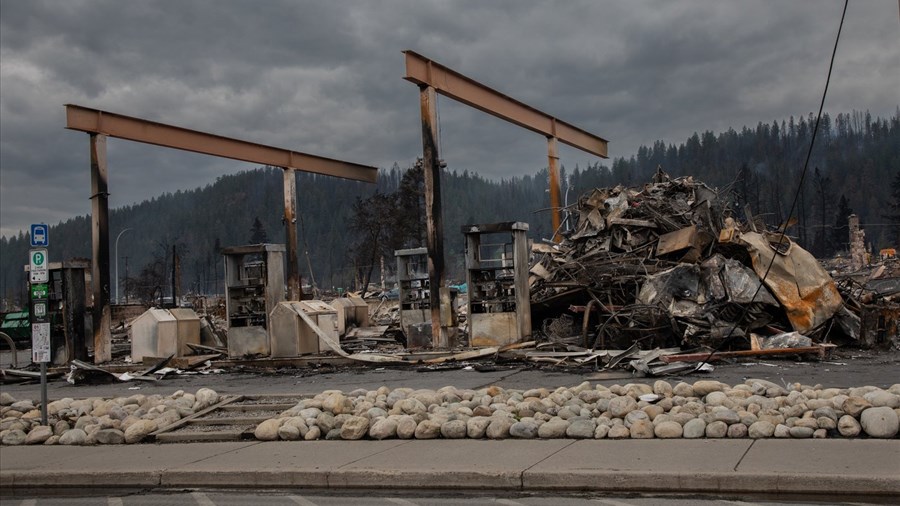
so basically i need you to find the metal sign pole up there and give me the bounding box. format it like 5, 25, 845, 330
29, 225, 50, 426
40, 363, 48, 424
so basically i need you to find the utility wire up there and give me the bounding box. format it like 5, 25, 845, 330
694, 0, 849, 369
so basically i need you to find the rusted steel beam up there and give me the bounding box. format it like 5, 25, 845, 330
403, 51, 608, 158
65, 104, 378, 183
89, 134, 112, 363
283, 167, 301, 300
547, 136, 562, 242
419, 85, 449, 349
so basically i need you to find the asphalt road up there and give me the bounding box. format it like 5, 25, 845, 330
4, 491, 893, 505
2, 347, 897, 401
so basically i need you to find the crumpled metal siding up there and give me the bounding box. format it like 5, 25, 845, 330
738, 232, 843, 333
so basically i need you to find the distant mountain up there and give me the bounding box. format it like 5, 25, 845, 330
2, 109, 897, 310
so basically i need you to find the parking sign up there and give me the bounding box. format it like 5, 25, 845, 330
29, 248, 49, 283
30, 223, 49, 247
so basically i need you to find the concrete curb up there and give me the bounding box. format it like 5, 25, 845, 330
2, 439, 899, 500
3, 468, 899, 499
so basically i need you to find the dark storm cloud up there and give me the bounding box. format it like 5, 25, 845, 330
1, 0, 898, 236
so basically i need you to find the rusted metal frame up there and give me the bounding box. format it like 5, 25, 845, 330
67, 106, 378, 363
282, 167, 301, 300
403, 51, 608, 157
65, 105, 378, 183
404, 50, 608, 280
418, 85, 449, 348
90, 134, 112, 364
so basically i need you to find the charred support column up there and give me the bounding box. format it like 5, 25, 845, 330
283, 167, 301, 300
419, 84, 449, 348
547, 135, 562, 242
89, 134, 112, 363
62, 264, 88, 362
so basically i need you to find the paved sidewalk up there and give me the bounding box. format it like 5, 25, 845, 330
2, 439, 898, 500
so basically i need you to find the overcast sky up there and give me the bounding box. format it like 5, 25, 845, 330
1, 0, 898, 238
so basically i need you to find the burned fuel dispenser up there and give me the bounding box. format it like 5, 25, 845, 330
463, 222, 531, 347
24, 259, 91, 365
395, 247, 430, 347
222, 244, 285, 357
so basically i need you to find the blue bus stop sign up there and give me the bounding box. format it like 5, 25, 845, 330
30, 224, 48, 247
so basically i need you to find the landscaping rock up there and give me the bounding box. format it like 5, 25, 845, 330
486, 417, 514, 439
59, 428, 87, 445
608, 396, 637, 418
0, 392, 15, 406
369, 418, 398, 440
509, 420, 539, 439
705, 421, 727, 438
537, 419, 569, 439
654, 421, 683, 438
24, 425, 53, 445
682, 418, 706, 438
278, 424, 301, 441
2, 428, 26, 445
841, 396, 871, 417
95, 428, 125, 445
254, 418, 283, 441
629, 419, 654, 439
340, 416, 369, 440
566, 419, 596, 439
859, 406, 899, 438
749, 420, 776, 438
441, 419, 468, 439
123, 420, 157, 444
415, 419, 442, 439
466, 417, 491, 439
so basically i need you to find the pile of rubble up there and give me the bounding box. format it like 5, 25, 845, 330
530, 171, 858, 352
829, 256, 900, 350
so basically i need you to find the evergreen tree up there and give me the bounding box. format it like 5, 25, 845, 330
832, 195, 853, 253
395, 165, 425, 248
249, 217, 268, 244
349, 192, 398, 292
886, 170, 900, 244
812, 167, 834, 257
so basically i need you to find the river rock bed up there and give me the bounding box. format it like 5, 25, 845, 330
2, 380, 899, 445
0, 388, 219, 445
255, 380, 900, 441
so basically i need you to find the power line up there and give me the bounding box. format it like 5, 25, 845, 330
696, 0, 849, 368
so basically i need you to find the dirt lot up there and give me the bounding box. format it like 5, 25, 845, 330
2, 347, 898, 402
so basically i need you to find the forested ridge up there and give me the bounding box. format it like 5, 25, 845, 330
1, 109, 897, 309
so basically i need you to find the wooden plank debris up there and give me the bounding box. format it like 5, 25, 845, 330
150, 395, 242, 439
660, 345, 835, 363
345, 325, 390, 339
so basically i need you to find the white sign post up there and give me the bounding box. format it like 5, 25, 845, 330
28, 233, 50, 424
